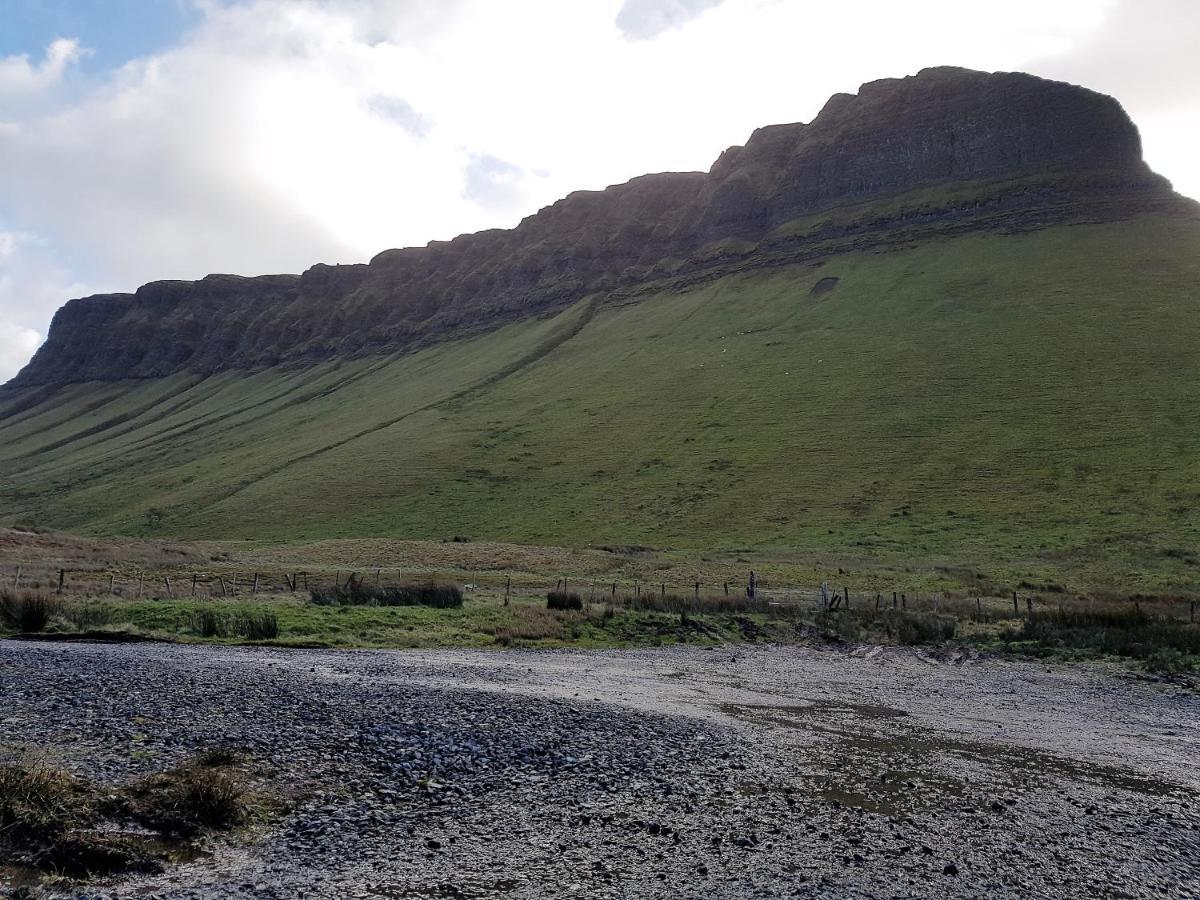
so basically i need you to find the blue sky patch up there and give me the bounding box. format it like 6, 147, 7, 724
0, 0, 199, 71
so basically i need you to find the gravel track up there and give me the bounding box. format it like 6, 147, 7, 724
1, 640, 1197, 899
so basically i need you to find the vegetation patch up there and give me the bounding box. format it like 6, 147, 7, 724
0, 590, 58, 633
1002, 605, 1200, 672
546, 590, 583, 611
0, 752, 262, 887
310, 579, 463, 609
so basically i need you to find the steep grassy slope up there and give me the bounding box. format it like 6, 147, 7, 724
2, 216, 1199, 590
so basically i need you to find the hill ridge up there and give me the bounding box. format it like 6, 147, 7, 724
9, 66, 1195, 389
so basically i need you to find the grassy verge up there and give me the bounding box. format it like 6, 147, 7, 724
3, 580, 1196, 677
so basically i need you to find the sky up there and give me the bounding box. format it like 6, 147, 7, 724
0, 0, 1197, 382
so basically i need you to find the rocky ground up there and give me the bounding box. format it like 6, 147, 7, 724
1, 640, 1197, 899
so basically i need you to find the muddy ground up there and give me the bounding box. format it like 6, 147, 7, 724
1, 640, 1197, 898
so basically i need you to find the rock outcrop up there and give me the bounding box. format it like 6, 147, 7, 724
8, 67, 1193, 388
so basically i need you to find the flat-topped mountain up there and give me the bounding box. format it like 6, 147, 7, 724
2, 67, 1199, 591
9, 66, 1192, 388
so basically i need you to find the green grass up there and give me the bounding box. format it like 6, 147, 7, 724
3, 216, 1200, 593
46, 593, 749, 649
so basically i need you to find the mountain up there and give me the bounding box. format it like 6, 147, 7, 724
2, 67, 1198, 590
9, 66, 1187, 389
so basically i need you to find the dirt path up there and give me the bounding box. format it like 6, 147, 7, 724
2, 641, 1197, 898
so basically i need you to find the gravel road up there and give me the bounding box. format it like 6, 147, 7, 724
2, 640, 1197, 899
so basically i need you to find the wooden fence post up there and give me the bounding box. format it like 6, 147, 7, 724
1026, 596, 1033, 615
875, 593, 881, 611
901, 593, 906, 610
137, 572, 144, 598
724, 582, 729, 596
504, 575, 511, 607
843, 587, 850, 609
892, 591, 897, 609
164, 577, 173, 598
252, 573, 259, 595
660, 583, 666, 600
218, 577, 227, 598
191, 574, 198, 597
57, 569, 65, 594
1013, 592, 1019, 616
694, 581, 700, 601
13, 565, 22, 588
108, 573, 115, 594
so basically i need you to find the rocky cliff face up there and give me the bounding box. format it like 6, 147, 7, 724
8, 67, 1193, 388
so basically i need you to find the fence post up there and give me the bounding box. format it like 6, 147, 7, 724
164, 577, 173, 598
875, 593, 880, 611
724, 582, 729, 596
108, 573, 115, 594
505, 575, 511, 607
694, 582, 700, 601
1013, 592, 1018, 616
137, 572, 145, 598
843, 587, 849, 609
892, 591, 897, 609
611, 581, 616, 600
218, 577, 227, 598
976, 596, 981, 615
661, 583, 666, 600
901, 593, 906, 610
13, 565, 21, 588
57, 568, 65, 594
191, 574, 198, 597
252, 573, 259, 595
1026, 596, 1033, 615
302, 572, 308, 591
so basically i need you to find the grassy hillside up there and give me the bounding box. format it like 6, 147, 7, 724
3, 215, 1199, 592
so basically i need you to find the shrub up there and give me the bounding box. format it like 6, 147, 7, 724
893, 611, 957, 644
0, 762, 80, 842
1013, 605, 1200, 661
126, 765, 245, 837
310, 580, 462, 609
0, 590, 57, 633
547, 590, 583, 611
192, 609, 221, 638
238, 612, 279, 640
623, 591, 773, 616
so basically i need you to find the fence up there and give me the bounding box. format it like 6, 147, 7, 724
4, 564, 1198, 624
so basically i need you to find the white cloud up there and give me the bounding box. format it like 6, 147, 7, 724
0, 0, 1196, 383
0, 229, 100, 382
0, 321, 42, 384
0, 37, 83, 95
